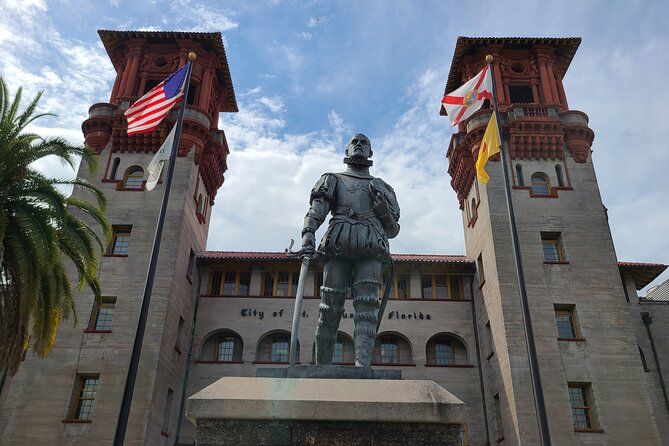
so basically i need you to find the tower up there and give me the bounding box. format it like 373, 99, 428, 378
0, 30, 237, 445
445, 37, 662, 444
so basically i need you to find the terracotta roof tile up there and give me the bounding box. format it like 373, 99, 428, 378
618, 261, 668, 290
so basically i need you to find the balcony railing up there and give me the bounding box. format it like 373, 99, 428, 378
506, 103, 559, 121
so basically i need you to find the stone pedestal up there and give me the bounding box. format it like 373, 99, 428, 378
186, 376, 467, 446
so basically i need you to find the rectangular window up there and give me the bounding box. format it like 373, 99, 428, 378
175, 316, 185, 353
276, 272, 290, 296
420, 275, 458, 299
108, 225, 131, 255
263, 271, 300, 297
477, 254, 485, 282
568, 383, 595, 430
223, 271, 236, 295
450, 277, 461, 300
263, 272, 274, 296
210, 271, 222, 295
218, 336, 235, 362
542, 232, 565, 262
238, 272, 251, 296
162, 387, 174, 434
89, 297, 116, 331
290, 272, 299, 297
485, 321, 494, 359
509, 84, 534, 103
69, 375, 100, 421
384, 274, 412, 299
434, 275, 449, 299
186, 83, 199, 106
435, 341, 454, 365
380, 341, 399, 364
270, 336, 289, 362
186, 250, 195, 281
396, 274, 409, 299
211, 271, 251, 296
421, 275, 433, 299
554, 305, 578, 339
493, 393, 504, 440
143, 79, 160, 95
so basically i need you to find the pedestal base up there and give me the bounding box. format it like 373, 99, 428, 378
187, 377, 467, 446
196, 419, 465, 446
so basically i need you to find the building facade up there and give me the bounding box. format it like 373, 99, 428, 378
0, 32, 668, 446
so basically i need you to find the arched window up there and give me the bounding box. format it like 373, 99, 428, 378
256, 330, 299, 364
373, 333, 413, 365
516, 164, 524, 186
123, 166, 144, 190
530, 172, 550, 195
200, 329, 243, 363
426, 333, 469, 366
311, 332, 354, 364
110, 157, 121, 180
555, 164, 565, 187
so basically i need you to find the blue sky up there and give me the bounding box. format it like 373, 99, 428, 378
1, 0, 668, 293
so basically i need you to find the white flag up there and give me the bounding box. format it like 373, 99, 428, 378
441, 65, 493, 127
146, 124, 175, 191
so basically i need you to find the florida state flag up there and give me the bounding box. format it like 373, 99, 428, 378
441, 65, 493, 127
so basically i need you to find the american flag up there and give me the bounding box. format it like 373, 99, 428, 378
124, 64, 189, 135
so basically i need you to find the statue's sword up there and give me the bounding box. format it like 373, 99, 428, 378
376, 256, 394, 333
287, 239, 314, 366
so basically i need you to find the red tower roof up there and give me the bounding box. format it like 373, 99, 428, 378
98, 29, 237, 112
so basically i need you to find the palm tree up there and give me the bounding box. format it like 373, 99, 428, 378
0, 77, 111, 380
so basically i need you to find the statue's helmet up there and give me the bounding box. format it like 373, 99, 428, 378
344, 133, 373, 166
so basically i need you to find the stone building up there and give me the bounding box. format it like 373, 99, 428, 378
0, 32, 668, 446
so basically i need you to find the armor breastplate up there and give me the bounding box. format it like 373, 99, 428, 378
333, 174, 374, 213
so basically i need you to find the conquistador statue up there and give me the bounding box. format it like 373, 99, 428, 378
300, 134, 400, 367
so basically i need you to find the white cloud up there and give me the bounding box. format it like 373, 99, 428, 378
307, 16, 327, 28
258, 96, 285, 113
0, 0, 114, 134
212, 63, 461, 256
172, 0, 238, 32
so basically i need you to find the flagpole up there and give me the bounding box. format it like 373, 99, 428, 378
113, 52, 196, 446
485, 54, 552, 446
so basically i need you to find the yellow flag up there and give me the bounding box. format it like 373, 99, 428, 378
476, 114, 501, 183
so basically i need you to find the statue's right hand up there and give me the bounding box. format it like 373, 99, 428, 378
300, 232, 316, 254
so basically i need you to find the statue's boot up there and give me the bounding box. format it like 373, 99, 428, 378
352, 279, 381, 367
315, 286, 346, 365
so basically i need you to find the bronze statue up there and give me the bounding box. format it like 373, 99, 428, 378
300, 134, 400, 366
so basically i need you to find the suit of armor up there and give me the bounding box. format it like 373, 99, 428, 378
301, 134, 400, 366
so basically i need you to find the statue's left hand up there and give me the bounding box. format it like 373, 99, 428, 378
370, 184, 389, 216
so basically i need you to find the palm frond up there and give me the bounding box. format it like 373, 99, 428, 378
0, 79, 108, 375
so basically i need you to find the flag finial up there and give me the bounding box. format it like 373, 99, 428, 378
485, 54, 493, 63
188, 52, 197, 61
